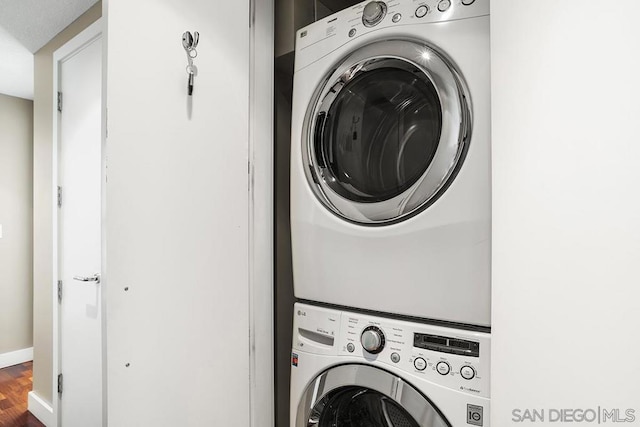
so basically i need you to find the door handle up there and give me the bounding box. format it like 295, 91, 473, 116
73, 273, 101, 284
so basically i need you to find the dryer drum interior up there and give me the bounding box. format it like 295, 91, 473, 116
297, 364, 450, 427
302, 39, 472, 225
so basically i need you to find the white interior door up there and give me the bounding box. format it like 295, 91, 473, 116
58, 33, 103, 427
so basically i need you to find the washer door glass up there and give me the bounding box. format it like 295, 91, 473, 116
312, 386, 420, 427
303, 39, 471, 224
296, 364, 450, 427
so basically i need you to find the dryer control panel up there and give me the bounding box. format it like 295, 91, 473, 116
293, 303, 491, 398
295, 0, 489, 71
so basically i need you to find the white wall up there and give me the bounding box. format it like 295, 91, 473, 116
492, 1, 640, 424
0, 94, 33, 359
104, 0, 272, 425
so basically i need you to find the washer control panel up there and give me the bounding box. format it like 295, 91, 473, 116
293, 303, 491, 398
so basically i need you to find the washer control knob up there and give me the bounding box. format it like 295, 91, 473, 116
360, 326, 385, 354
362, 1, 387, 27
436, 361, 451, 375
390, 352, 401, 363
414, 357, 427, 371
346, 343, 355, 353
460, 365, 475, 380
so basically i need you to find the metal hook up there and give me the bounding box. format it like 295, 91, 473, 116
182, 31, 194, 50
192, 31, 199, 49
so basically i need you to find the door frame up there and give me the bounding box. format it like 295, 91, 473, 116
249, 0, 274, 424
52, 18, 104, 427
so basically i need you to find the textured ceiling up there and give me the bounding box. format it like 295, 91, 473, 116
0, 0, 99, 52
0, 24, 33, 99
0, 0, 98, 99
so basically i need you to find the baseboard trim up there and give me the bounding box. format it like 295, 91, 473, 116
0, 347, 33, 369
28, 391, 54, 427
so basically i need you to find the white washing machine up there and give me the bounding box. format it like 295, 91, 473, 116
290, 303, 490, 426
290, 0, 491, 327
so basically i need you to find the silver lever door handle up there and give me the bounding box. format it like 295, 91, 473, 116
73, 273, 101, 284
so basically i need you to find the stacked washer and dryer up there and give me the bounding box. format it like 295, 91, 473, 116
289, 0, 491, 425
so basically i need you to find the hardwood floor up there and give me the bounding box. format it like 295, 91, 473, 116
0, 362, 45, 427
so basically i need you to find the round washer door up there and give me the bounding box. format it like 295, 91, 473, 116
296, 364, 450, 427
302, 39, 471, 225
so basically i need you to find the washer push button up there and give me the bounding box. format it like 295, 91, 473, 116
460, 365, 475, 380
437, 0, 451, 11
413, 357, 427, 371
415, 5, 428, 18
436, 361, 450, 375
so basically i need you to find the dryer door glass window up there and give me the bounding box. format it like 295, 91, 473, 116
319, 66, 442, 203
303, 39, 471, 225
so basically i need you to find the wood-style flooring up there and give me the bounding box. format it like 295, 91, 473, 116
0, 362, 45, 427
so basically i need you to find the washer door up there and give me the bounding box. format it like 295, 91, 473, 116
296, 364, 450, 427
302, 39, 471, 225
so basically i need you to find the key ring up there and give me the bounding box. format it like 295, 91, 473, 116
182, 31, 199, 96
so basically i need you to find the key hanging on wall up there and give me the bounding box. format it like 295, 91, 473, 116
182, 31, 199, 96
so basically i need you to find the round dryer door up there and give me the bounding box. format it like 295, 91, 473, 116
302, 39, 471, 225
296, 364, 450, 427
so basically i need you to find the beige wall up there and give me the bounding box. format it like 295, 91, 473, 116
0, 94, 34, 356
32, 2, 101, 403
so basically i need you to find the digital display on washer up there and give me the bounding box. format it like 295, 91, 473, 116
413, 333, 480, 357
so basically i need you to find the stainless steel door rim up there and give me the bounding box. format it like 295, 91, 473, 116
302, 38, 472, 225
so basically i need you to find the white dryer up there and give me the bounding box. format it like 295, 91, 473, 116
290, 0, 491, 327
290, 303, 490, 426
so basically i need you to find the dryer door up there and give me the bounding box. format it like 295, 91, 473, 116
296, 364, 450, 427
302, 39, 471, 225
